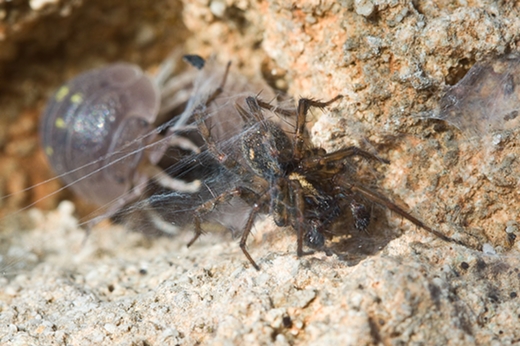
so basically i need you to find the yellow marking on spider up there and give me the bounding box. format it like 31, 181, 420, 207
45, 146, 54, 156
289, 172, 318, 195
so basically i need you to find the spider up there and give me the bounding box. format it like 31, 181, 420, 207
187, 80, 463, 270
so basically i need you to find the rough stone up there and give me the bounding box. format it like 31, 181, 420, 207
1, 1, 520, 345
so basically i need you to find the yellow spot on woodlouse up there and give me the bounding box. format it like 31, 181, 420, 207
45, 146, 54, 156
55, 86, 69, 102
55, 118, 66, 129
70, 93, 83, 104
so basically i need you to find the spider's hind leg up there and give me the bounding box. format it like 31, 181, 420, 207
337, 179, 471, 248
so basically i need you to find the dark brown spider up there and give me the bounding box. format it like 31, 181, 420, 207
186, 78, 463, 270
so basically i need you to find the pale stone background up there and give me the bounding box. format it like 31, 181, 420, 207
1, 1, 519, 344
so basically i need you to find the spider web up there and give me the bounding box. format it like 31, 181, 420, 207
436, 55, 520, 189
437, 54, 520, 140
415, 54, 520, 256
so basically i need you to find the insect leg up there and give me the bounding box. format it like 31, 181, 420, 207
161, 130, 201, 154
140, 164, 201, 193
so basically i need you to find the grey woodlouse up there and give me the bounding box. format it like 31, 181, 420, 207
40, 58, 208, 226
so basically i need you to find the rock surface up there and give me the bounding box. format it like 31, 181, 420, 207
1, 1, 520, 345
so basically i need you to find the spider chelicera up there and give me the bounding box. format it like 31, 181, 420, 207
185, 70, 462, 270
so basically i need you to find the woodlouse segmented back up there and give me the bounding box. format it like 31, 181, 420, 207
39, 59, 206, 226
41, 63, 160, 206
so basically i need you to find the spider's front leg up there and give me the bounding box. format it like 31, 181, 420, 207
189, 186, 250, 247
191, 60, 250, 174
189, 185, 268, 270
293, 96, 343, 160
250, 95, 344, 160
195, 107, 249, 177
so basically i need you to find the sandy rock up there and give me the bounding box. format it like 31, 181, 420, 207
1, 1, 520, 345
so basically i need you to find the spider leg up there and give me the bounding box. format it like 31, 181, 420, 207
249, 95, 344, 159
239, 193, 270, 270
194, 68, 255, 176
270, 177, 315, 257
300, 146, 389, 172
189, 192, 234, 247
337, 179, 469, 247
189, 186, 267, 270
190, 60, 230, 126
237, 97, 282, 133
254, 98, 296, 118
204, 61, 231, 105
235, 97, 266, 126
188, 186, 249, 247
288, 179, 315, 257
294, 96, 343, 160
195, 112, 250, 175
